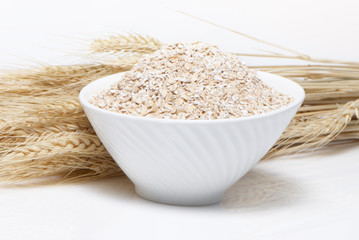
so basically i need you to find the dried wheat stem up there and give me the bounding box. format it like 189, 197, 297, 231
237, 53, 359, 66
298, 104, 339, 112
0, 64, 129, 97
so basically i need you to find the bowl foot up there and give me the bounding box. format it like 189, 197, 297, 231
135, 186, 223, 206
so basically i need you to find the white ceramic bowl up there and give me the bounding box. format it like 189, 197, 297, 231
79, 71, 305, 206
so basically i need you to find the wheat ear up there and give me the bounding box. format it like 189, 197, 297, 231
0, 131, 121, 182
266, 97, 359, 158
90, 34, 162, 54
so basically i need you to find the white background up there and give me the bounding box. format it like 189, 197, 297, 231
1, 0, 359, 239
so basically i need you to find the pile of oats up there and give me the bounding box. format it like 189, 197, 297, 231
90, 42, 292, 120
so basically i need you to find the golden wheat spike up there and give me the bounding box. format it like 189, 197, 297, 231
1, 64, 128, 89
266, 99, 359, 158
90, 34, 162, 54
0, 131, 121, 182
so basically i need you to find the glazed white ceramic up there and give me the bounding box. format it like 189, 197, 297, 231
79, 71, 305, 206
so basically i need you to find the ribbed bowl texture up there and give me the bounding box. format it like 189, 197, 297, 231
79, 71, 305, 206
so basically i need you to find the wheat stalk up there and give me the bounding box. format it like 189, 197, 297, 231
0, 63, 129, 182
1, 33, 358, 183
266, 99, 359, 158
90, 34, 162, 54
0, 131, 121, 182
0, 64, 130, 96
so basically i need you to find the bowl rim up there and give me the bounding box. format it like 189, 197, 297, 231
79, 71, 305, 124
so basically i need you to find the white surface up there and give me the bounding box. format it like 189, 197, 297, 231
1, 0, 359, 239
